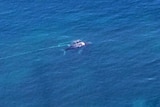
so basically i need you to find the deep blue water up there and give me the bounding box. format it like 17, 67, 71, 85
0, 0, 160, 107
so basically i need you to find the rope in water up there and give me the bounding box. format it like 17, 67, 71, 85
0, 43, 67, 60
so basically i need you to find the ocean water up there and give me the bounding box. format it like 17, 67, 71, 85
0, 0, 160, 107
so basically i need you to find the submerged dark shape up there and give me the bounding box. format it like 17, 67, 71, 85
65, 39, 91, 51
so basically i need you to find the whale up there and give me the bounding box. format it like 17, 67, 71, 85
65, 40, 90, 51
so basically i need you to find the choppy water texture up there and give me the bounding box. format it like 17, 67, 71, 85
0, 0, 160, 107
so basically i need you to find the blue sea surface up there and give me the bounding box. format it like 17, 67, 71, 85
0, 0, 160, 107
